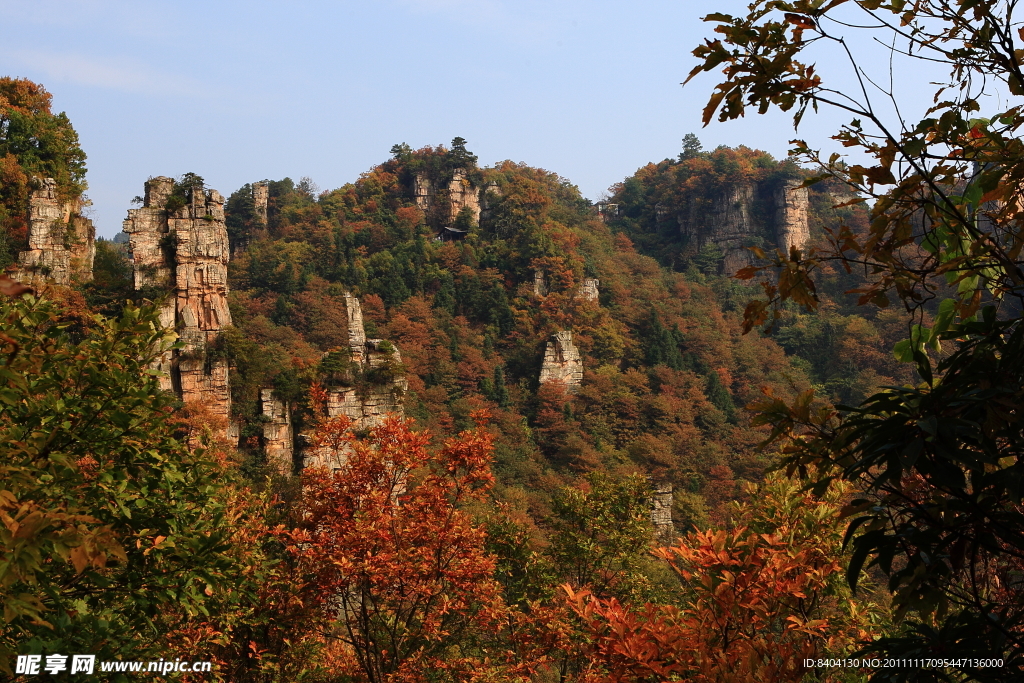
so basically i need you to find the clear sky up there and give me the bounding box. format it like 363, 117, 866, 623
0, 0, 962, 238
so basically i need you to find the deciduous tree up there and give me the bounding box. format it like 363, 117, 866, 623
283, 412, 529, 682
567, 476, 882, 683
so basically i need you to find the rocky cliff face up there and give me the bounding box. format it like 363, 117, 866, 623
326, 303, 408, 435
123, 176, 233, 433
532, 270, 600, 303
533, 269, 548, 297
578, 278, 600, 303
343, 291, 367, 364
326, 339, 407, 430
14, 177, 95, 286
666, 179, 811, 275
775, 179, 810, 253
448, 169, 481, 224
650, 483, 674, 539
413, 169, 481, 225
253, 181, 269, 226
539, 330, 583, 393
303, 293, 408, 470
673, 183, 760, 275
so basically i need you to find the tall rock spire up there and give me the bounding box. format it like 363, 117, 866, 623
123, 176, 233, 436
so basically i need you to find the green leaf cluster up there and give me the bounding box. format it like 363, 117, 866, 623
0, 295, 245, 674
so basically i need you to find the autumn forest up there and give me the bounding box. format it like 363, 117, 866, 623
4, 3, 1024, 680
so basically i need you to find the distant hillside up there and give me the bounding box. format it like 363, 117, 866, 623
183, 140, 817, 531
606, 139, 914, 405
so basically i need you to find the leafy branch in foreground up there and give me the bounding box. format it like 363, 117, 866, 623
693, 0, 1024, 336
690, 1, 1024, 678
0, 277, 242, 676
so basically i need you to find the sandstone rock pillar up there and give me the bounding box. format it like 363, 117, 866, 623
539, 330, 583, 393
411, 168, 481, 226
15, 177, 95, 285
343, 291, 367, 364
261, 388, 294, 475
448, 168, 481, 224
123, 176, 233, 434
253, 181, 269, 226
533, 269, 548, 297
650, 483, 674, 540
304, 294, 408, 470
578, 278, 600, 302
775, 179, 810, 253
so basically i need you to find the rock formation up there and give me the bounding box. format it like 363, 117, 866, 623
253, 181, 269, 226
261, 389, 293, 475
303, 293, 408, 470
649, 483, 674, 539
325, 292, 407, 431
539, 330, 583, 393
579, 278, 600, 303
675, 183, 760, 275
344, 291, 367, 364
479, 180, 502, 223
532, 271, 599, 303
14, 177, 95, 286
533, 269, 548, 297
122, 176, 233, 434
413, 169, 481, 225
326, 341, 407, 431
412, 172, 434, 214
665, 178, 811, 275
775, 179, 810, 253
448, 168, 481, 224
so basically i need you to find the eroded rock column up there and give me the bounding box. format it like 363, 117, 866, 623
173, 188, 232, 422
15, 177, 95, 286
650, 484, 674, 540
578, 278, 600, 302
304, 293, 408, 471
123, 176, 233, 433
412, 168, 481, 225
261, 389, 294, 474
539, 330, 583, 393
448, 168, 481, 224
775, 179, 810, 253
344, 291, 367, 364
253, 181, 269, 226
325, 339, 408, 431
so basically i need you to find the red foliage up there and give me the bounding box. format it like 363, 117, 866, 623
567, 526, 849, 683
282, 414, 532, 682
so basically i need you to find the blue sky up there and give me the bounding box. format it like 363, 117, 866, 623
0, 0, 960, 238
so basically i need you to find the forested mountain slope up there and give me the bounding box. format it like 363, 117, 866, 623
606, 140, 915, 405
0, 82, 906, 678
189, 138, 898, 528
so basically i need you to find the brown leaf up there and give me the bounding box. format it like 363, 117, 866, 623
784, 13, 816, 29
69, 545, 90, 574
734, 266, 761, 280
0, 274, 33, 298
